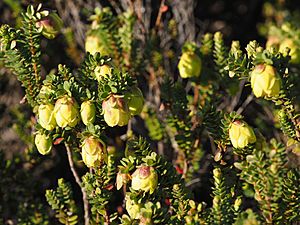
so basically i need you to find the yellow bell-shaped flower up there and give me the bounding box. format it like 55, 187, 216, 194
35, 133, 52, 155
80, 101, 96, 125
94, 64, 112, 81
116, 171, 131, 190
102, 95, 130, 127
38, 103, 57, 131
125, 86, 144, 116
81, 136, 107, 168
125, 195, 142, 220
54, 96, 80, 128
36, 12, 63, 39
229, 120, 256, 148
131, 165, 158, 194
250, 64, 281, 98
85, 35, 108, 55
178, 52, 202, 78
279, 38, 300, 64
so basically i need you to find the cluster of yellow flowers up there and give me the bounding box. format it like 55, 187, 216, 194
177, 44, 283, 150
102, 86, 144, 127
35, 96, 76, 154
35, 73, 143, 168
116, 165, 158, 221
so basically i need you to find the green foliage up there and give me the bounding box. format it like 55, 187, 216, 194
1, 2, 300, 225
0, 5, 44, 107
234, 139, 299, 224
45, 178, 79, 225
207, 167, 240, 225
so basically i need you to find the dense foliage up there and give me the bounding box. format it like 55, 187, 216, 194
0, 1, 299, 224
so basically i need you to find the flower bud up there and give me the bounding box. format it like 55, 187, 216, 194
234, 197, 242, 211
54, 96, 80, 128
229, 120, 256, 148
85, 35, 107, 55
38, 103, 57, 130
131, 166, 158, 194
116, 171, 131, 190
125, 86, 144, 116
102, 95, 130, 127
94, 64, 112, 81
80, 101, 96, 125
279, 38, 300, 64
213, 196, 220, 207
178, 52, 202, 78
125, 195, 142, 220
250, 64, 281, 98
266, 36, 280, 50
36, 12, 63, 39
35, 133, 52, 155
81, 136, 107, 168
213, 168, 221, 179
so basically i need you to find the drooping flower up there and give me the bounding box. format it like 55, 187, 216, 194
85, 35, 107, 55
250, 64, 281, 98
80, 101, 96, 125
229, 120, 256, 148
131, 165, 158, 194
102, 95, 130, 127
35, 133, 52, 155
116, 171, 131, 190
81, 136, 107, 168
54, 96, 80, 128
36, 12, 63, 39
178, 52, 202, 78
125, 195, 142, 220
94, 64, 112, 81
38, 103, 57, 130
125, 86, 144, 116
279, 38, 300, 64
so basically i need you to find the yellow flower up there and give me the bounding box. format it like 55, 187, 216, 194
250, 64, 281, 98
35, 133, 52, 155
36, 12, 63, 39
85, 35, 107, 55
80, 101, 96, 125
178, 52, 202, 78
279, 38, 300, 64
125, 195, 142, 220
54, 96, 80, 128
38, 103, 57, 131
229, 120, 256, 148
116, 171, 131, 190
266, 36, 280, 50
102, 95, 130, 127
81, 136, 107, 168
125, 86, 144, 116
131, 166, 158, 194
94, 64, 112, 81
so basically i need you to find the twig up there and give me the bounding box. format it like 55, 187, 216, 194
65, 143, 90, 225
236, 93, 254, 115
155, 0, 166, 28
104, 210, 110, 225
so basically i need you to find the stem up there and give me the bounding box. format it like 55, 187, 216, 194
104, 210, 110, 225
155, 0, 166, 28
65, 143, 90, 225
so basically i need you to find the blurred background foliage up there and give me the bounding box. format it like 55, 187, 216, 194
0, 0, 300, 224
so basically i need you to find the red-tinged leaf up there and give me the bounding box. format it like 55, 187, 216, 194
104, 184, 114, 190
161, 5, 168, 13
54, 137, 64, 145
165, 198, 171, 206
175, 165, 183, 174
